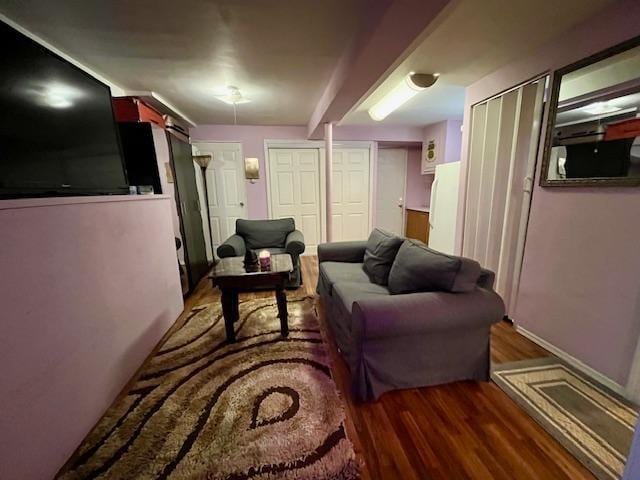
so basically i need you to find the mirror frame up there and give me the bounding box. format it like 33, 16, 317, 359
540, 35, 640, 187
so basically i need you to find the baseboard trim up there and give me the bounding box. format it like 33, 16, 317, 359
515, 325, 628, 398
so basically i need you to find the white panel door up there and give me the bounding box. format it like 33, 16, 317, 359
268, 149, 321, 253
375, 148, 406, 235
192, 142, 247, 257
332, 148, 370, 241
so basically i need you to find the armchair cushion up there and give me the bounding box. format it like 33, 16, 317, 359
285, 230, 305, 256
362, 228, 403, 285
216, 234, 246, 258
236, 218, 295, 249
388, 240, 481, 294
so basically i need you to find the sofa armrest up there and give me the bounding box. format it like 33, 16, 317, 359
318, 241, 367, 263
216, 234, 246, 258
351, 289, 505, 340
478, 268, 496, 290
285, 230, 305, 257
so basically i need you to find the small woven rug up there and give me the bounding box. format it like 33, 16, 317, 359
492, 357, 638, 480
59, 296, 359, 479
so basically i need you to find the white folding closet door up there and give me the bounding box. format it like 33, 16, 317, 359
268, 148, 322, 253
463, 79, 545, 314
331, 148, 370, 241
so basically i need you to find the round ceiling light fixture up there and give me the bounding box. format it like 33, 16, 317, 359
215, 85, 251, 105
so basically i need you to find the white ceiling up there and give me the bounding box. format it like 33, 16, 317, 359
0, 0, 366, 125
342, 0, 615, 127
1, 0, 616, 128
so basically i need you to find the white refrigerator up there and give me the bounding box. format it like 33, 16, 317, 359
428, 161, 460, 255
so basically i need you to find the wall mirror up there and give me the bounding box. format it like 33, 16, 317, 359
541, 37, 640, 186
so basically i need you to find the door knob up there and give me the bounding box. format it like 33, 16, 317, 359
240, 202, 245, 207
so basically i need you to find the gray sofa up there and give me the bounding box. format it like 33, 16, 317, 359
217, 218, 305, 288
317, 230, 505, 401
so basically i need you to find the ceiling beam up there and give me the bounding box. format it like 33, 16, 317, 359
306, 0, 452, 139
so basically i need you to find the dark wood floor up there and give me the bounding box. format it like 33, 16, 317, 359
178, 256, 595, 480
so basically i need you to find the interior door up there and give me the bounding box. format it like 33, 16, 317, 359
331, 148, 370, 241
192, 142, 247, 257
169, 133, 208, 291
375, 148, 406, 235
268, 148, 321, 253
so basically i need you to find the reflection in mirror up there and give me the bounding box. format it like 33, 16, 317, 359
544, 42, 640, 185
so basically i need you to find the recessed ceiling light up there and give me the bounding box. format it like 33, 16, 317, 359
215, 86, 250, 105
581, 101, 622, 115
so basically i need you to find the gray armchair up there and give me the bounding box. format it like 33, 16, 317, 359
217, 218, 305, 288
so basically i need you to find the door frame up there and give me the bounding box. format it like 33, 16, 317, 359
264, 139, 374, 245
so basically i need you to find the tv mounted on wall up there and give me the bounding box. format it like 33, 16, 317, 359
0, 20, 128, 199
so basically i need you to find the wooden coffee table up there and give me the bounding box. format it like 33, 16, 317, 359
208, 254, 293, 343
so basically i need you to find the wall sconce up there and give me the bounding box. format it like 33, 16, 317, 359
244, 157, 260, 183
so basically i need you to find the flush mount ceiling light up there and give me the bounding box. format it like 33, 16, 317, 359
581, 101, 622, 115
368, 72, 439, 121
215, 85, 251, 105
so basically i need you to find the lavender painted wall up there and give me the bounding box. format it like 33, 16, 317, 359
0, 195, 184, 480
422, 119, 463, 166
189, 124, 424, 220
444, 120, 463, 164
406, 147, 433, 207
460, 0, 640, 385
190, 125, 307, 219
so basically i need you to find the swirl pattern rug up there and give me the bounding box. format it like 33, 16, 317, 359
59, 297, 359, 480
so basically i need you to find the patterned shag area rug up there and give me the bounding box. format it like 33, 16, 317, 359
493, 357, 638, 480
59, 297, 359, 480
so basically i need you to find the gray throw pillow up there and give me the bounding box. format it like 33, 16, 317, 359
362, 228, 404, 285
388, 240, 481, 294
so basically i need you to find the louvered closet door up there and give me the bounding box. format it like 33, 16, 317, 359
463, 79, 545, 314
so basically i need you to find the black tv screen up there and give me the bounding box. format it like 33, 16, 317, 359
0, 20, 128, 198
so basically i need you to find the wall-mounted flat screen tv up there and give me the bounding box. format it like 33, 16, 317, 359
0, 20, 128, 199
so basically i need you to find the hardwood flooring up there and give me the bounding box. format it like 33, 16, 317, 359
168, 256, 595, 479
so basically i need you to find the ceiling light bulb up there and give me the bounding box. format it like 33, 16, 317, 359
368, 73, 438, 121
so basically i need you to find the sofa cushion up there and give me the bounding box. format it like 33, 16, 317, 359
319, 261, 369, 295
362, 228, 404, 285
236, 218, 295, 249
388, 240, 481, 294
333, 281, 390, 314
